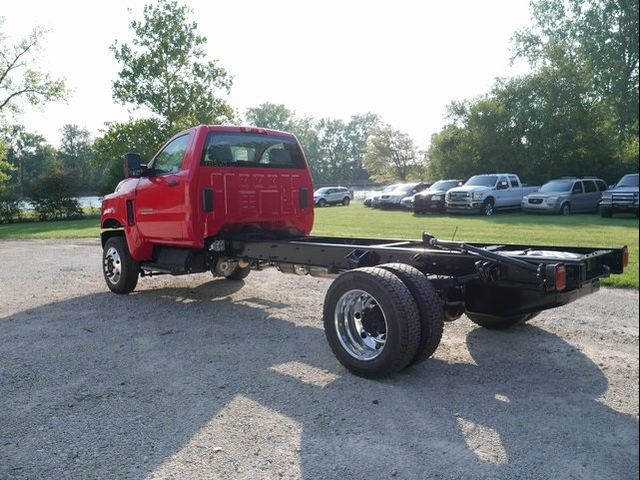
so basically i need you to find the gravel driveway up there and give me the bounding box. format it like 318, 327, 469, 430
1, 239, 638, 480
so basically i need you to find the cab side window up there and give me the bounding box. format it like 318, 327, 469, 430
153, 135, 191, 174
572, 181, 584, 194
584, 181, 597, 193
508, 175, 520, 187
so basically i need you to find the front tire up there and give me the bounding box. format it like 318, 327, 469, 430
481, 199, 495, 216
560, 202, 571, 216
103, 236, 139, 294
317, 198, 327, 208
466, 311, 540, 330
224, 264, 251, 281
323, 267, 421, 378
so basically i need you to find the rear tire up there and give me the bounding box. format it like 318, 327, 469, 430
466, 311, 540, 330
323, 267, 421, 378
378, 263, 444, 366
103, 236, 139, 294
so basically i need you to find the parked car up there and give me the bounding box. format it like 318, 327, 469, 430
446, 174, 539, 216
364, 184, 404, 208
413, 179, 465, 213
600, 173, 639, 217
313, 187, 353, 207
377, 182, 430, 209
522, 177, 607, 215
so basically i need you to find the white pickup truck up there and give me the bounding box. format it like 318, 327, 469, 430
446, 174, 539, 216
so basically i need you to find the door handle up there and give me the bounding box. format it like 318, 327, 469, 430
167, 179, 179, 187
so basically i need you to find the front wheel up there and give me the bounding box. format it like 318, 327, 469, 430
481, 199, 495, 216
317, 198, 327, 207
560, 202, 571, 216
466, 311, 540, 330
103, 236, 139, 294
323, 267, 421, 378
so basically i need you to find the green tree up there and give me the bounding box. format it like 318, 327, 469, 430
364, 125, 424, 181
1, 125, 56, 196
513, 0, 639, 137
28, 162, 83, 221
344, 113, 380, 182
59, 124, 96, 193
245, 103, 296, 131
0, 17, 68, 115
93, 118, 171, 193
111, 0, 233, 128
0, 137, 12, 190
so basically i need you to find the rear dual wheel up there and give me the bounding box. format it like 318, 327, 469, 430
323, 265, 444, 378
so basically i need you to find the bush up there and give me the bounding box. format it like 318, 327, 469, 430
28, 164, 84, 221
0, 192, 23, 224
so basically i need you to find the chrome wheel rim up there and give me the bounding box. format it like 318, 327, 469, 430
103, 247, 122, 285
484, 203, 494, 216
334, 289, 388, 361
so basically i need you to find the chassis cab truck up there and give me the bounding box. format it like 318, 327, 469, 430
101, 125, 628, 378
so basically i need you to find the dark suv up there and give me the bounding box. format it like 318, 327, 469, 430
600, 174, 639, 217
413, 179, 464, 213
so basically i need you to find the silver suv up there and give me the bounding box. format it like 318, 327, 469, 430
313, 187, 353, 207
522, 177, 607, 215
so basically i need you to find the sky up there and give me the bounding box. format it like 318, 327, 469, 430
1, 0, 533, 149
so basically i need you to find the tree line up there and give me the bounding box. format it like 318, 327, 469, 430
1, 0, 638, 223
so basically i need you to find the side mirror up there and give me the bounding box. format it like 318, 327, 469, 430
124, 152, 142, 178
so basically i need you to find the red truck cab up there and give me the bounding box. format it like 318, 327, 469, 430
101, 125, 315, 261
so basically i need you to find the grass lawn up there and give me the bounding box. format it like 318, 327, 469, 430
0, 217, 101, 239
1, 206, 637, 288
313, 205, 639, 289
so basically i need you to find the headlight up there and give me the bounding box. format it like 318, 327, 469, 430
472, 192, 485, 200
522, 196, 528, 202
431, 195, 443, 201
546, 196, 559, 204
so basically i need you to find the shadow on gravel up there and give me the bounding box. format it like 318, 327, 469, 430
1, 282, 637, 479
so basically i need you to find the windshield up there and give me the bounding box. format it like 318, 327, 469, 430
429, 180, 459, 191
466, 175, 498, 187
314, 188, 331, 194
617, 174, 639, 188
382, 184, 401, 193
393, 185, 415, 194
539, 180, 573, 193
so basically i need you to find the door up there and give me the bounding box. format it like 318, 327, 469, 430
582, 180, 600, 211
495, 176, 510, 207
570, 181, 586, 211
134, 134, 192, 242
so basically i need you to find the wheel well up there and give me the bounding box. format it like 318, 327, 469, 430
484, 197, 494, 204
101, 229, 125, 247
102, 218, 122, 229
